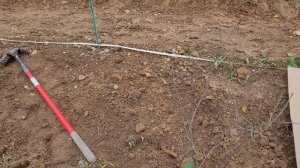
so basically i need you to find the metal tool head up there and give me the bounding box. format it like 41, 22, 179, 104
0, 48, 28, 65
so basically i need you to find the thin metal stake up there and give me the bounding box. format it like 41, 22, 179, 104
89, 0, 101, 48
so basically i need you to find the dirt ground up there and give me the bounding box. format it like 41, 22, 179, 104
0, 0, 300, 168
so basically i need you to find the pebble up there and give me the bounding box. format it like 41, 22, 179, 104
162, 148, 177, 158
128, 153, 135, 159
111, 74, 123, 81
293, 30, 300, 36
24, 85, 29, 89
288, 52, 297, 57
104, 48, 110, 53
191, 51, 199, 57
135, 122, 146, 133
193, 152, 204, 162
125, 10, 131, 14
78, 75, 86, 81
230, 128, 238, 137
145, 18, 153, 23
113, 85, 119, 90
31, 50, 38, 56
21, 115, 27, 120
84, 111, 89, 117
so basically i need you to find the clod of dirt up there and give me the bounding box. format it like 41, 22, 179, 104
293, 30, 300, 36
111, 74, 123, 82
191, 51, 199, 57
162, 148, 177, 158
237, 67, 250, 78
78, 75, 86, 81
230, 128, 238, 137
31, 50, 38, 56
141, 68, 155, 78
135, 122, 146, 134
193, 152, 204, 162
128, 153, 136, 160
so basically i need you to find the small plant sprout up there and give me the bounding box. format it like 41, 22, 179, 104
288, 56, 300, 68
184, 47, 193, 55
260, 56, 278, 67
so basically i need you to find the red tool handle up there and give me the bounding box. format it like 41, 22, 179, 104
15, 54, 97, 163
27, 72, 75, 133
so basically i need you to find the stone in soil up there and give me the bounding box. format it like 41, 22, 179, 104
162, 148, 177, 158
31, 50, 38, 56
135, 122, 146, 133
78, 75, 86, 81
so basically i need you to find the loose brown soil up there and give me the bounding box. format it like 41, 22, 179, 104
0, 1, 300, 168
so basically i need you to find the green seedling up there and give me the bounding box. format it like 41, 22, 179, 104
228, 68, 237, 81
260, 56, 278, 68
184, 47, 192, 55
288, 56, 300, 68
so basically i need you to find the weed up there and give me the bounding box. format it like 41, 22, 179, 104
184, 47, 192, 55
288, 56, 300, 68
212, 55, 225, 67
228, 68, 237, 81
260, 56, 278, 67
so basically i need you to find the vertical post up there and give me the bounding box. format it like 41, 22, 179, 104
89, 0, 101, 49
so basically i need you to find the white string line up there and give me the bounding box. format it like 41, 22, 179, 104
0, 38, 233, 64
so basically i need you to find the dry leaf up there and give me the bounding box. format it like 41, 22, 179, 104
242, 105, 248, 113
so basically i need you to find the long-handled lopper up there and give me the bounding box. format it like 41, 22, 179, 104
0, 48, 97, 163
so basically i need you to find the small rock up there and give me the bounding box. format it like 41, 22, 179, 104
161, 79, 168, 85
21, 115, 27, 120
128, 153, 135, 159
191, 51, 199, 57
104, 48, 110, 53
111, 74, 123, 81
145, 18, 153, 23
29, 93, 35, 96
78, 75, 86, 81
135, 122, 146, 133
193, 152, 204, 162
230, 128, 238, 137
179, 49, 185, 55
84, 111, 89, 117
261, 48, 270, 57
125, 10, 131, 14
288, 52, 297, 57
162, 148, 177, 158
213, 126, 220, 133
113, 85, 119, 90
31, 50, 38, 56
205, 95, 214, 100
24, 85, 29, 89
41, 122, 49, 128
293, 30, 300, 36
